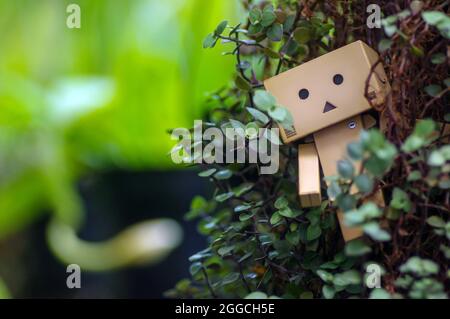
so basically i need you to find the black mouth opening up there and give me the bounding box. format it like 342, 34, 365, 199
323, 101, 337, 113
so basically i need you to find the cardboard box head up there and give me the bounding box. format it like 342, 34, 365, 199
264, 40, 390, 143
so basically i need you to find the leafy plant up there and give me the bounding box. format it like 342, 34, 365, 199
166, 0, 449, 299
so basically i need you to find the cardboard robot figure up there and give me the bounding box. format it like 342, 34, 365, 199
264, 41, 391, 242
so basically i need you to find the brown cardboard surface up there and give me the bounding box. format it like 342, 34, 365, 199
298, 144, 321, 207
313, 115, 364, 177
264, 40, 390, 143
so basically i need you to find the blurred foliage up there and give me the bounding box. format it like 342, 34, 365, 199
0, 0, 239, 238
166, 0, 449, 299
0, 277, 10, 299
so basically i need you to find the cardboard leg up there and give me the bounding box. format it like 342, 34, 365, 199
314, 115, 389, 241
314, 116, 364, 242
298, 144, 321, 207
336, 212, 365, 242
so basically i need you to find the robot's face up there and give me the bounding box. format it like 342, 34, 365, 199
264, 41, 389, 142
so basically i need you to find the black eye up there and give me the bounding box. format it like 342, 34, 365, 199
298, 89, 309, 100
333, 74, 344, 85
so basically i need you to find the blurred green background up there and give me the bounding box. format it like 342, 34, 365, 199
0, 0, 240, 297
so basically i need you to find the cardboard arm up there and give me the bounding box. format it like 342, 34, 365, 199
298, 143, 322, 207
362, 114, 377, 129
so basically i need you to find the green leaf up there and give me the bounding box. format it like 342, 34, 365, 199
337, 159, 354, 179
285, 38, 300, 56
274, 196, 288, 209
294, 27, 311, 44
270, 212, 282, 225
299, 291, 314, 299
444, 79, 450, 88
215, 192, 234, 202
214, 169, 233, 180
261, 7, 276, 27
320, 261, 340, 270
253, 91, 276, 111
407, 170, 422, 181
264, 47, 280, 58
327, 181, 342, 201
267, 23, 283, 42
402, 119, 437, 152
394, 275, 414, 289
238, 252, 253, 263
198, 168, 217, 177
360, 130, 397, 176
245, 122, 259, 139
239, 211, 255, 222
235, 75, 251, 91
440, 245, 450, 259
189, 262, 203, 276
322, 285, 335, 299
245, 291, 267, 299
400, 256, 439, 276
382, 19, 397, 37
278, 107, 294, 130
234, 204, 251, 213
268, 106, 288, 122
411, 45, 424, 57
316, 270, 334, 283
337, 194, 357, 212
383, 15, 398, 25
306, 209, 321, 225
440, 180, 450, 190
247, 107, 269, 125
283, 14, 296, 32
229, 119, 246, 131
363, 222, 391, 241
333, 270, 361, 286
249, 8, 262, 25
355, 174, 374, 194
190, 196, 207, 211
217, 245, 235, 256
347, 141, 364, 160
222, 272, 240, 285
426, 216, 446, 228
428, 150, 446, 166
203, 33, 217, 48
306, 224, 322, 241
370, 288, 392, 299
390, 187, 412, 212
286, 231, 300, 245
273, 240, 292, 257
263, 128, 282, 145
214, 20, 228, 36
431, 53, 446, 64
278, 207, 297, 218
425, 84, 442, 97
345, 240, 371, 257
248, 23, 263, 35
441, 145, 450, 160
345, 202, 382, 226
378, 39, 392, 52
189, 249, 212, 262
413, 119, 437, 137
422, 11, 447, 25
232, 183, 254, 196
